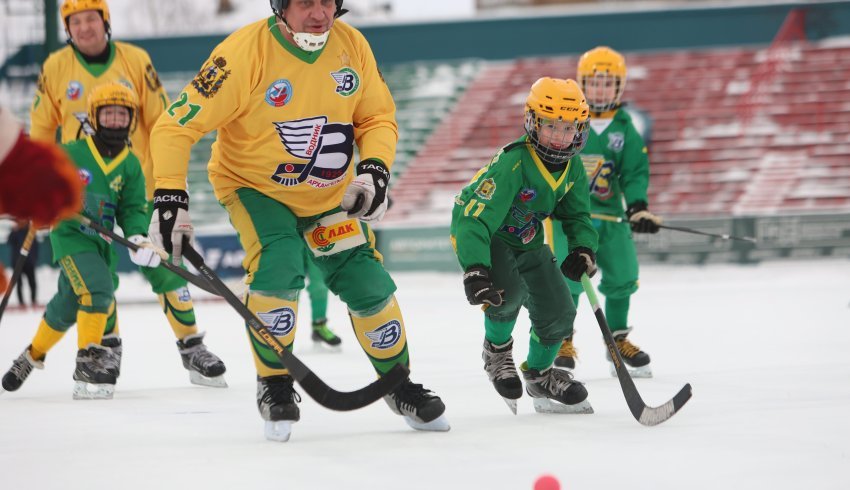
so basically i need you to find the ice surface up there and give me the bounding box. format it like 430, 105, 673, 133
0, 259, 848, 489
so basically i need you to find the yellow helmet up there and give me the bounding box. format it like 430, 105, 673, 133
61, 0, 111, 34
577, 46, 627, 113
524, 77, 590, 166
87, 82, 138, 135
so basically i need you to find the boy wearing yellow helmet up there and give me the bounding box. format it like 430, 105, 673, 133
28, 0, 227, 387
548, 46, 661, 378
2, 83, 164, 399
451, 77, 598, 414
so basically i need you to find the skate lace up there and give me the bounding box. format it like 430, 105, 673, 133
484, 349, 518, 382
262, 377, 302, 405
86, 348, 113, 375
190, 348, 223, 369
616, 338, 641, 358
557, 339, 577, 358
392, 380, 434, 410
540, 368, 575, 395
100, 352, 120, 373
9, 356, 33, 380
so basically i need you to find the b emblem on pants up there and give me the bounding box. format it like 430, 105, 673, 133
365, 321, 402, 349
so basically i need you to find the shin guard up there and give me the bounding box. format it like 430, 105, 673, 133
350, 296, 409, 375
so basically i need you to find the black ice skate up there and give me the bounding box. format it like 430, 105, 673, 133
73, 344, 117, 400
482, 338, 522, 414
1, 347, 44, 393
553, 334, 577, 370
520, 363, 593, 414
257, 375, 301, 442
384, 378, 450, 432
100, 333, 122, 377
607, 329, 652, 378
177, 332, 227, 387
311, 318, 342, 351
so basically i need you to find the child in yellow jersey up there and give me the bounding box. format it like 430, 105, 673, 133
149, 0, 448, 442
29, 0, 227, 387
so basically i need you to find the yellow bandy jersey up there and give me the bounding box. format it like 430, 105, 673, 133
151, 17, 398, 217
30, 41, 170, 198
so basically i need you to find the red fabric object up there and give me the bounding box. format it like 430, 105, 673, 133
0, 132, 83, 226
0, 261, 8, 295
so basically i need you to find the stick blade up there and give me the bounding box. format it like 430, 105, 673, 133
298, 363, 409, 411
636, 383, 693, 426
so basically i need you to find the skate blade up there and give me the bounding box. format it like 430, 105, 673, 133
532, 397, 593, 414
502, 397, 518, 415
609, 363, 653, 378
72, 381, 114, 400
403, 414, 451, 432
264, 420, 293, 442
189, 370, 228, 388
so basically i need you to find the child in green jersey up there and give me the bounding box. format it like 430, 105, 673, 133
548, 47, 662, 378
451, 77, 599, 415
1, 83, 164, 399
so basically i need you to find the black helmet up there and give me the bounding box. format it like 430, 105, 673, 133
270, 0, 347, 18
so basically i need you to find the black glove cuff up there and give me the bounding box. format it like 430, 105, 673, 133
626, 201, 648, 218
463, 265, 490, 281
356, 159, 390, 187
153, 189, 189, 210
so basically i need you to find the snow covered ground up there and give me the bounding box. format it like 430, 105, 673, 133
0, 259, 848, 489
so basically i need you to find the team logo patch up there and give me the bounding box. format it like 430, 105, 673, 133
500, 221, 537, 245
192, 56, 230, 99
271, 116, 354, 188
330, 68, 360, 97
109, 175, 124, 193
79, 168, 92, 185
364, 320, 402, 350
607, 132, 625, 152
176, 287, 191, 302
36, 71, 46, 94
519, 188, 537, 202
265, 79, 293, 107
474, 178, 496, 200
257, 307, 296, 336
144, 63, 162, 91
581, 154, 615, 200
66, 81, 83, 101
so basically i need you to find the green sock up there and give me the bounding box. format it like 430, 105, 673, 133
484, 316, 515, 346
526, 330, 559, 371
605, 296, 630, 332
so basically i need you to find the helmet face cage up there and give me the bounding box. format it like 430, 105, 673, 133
579, 71, 625, 113
88, 86, 138, 135
524, 111, 590, 166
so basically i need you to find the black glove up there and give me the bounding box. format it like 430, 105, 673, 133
462, 266, 504, 307
341, 159, 390, 221
561, 247, 597, 282
626, 201, 661, 234
149, 189, 193, 265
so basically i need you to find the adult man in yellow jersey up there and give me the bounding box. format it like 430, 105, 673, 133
149, 0, 448, 442
28, 0, 226, 387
